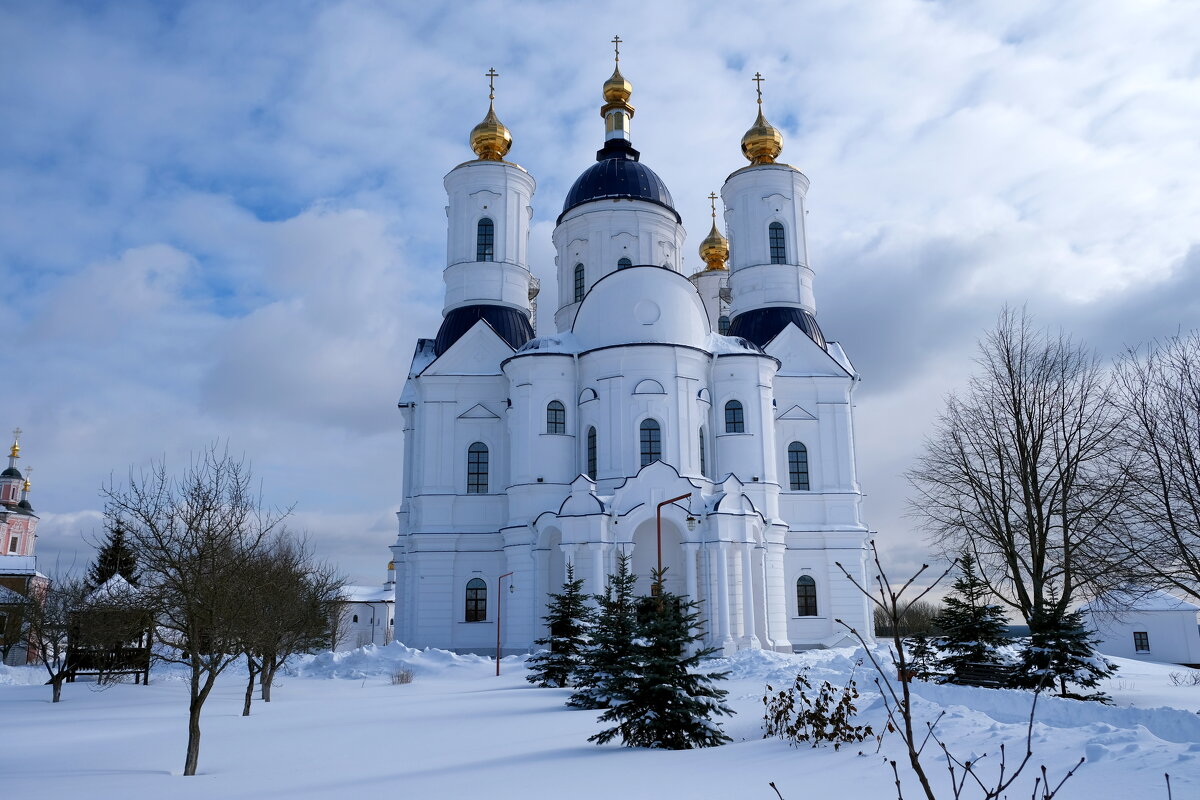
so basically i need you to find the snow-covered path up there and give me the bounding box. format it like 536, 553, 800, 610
2, 646, 1197, 799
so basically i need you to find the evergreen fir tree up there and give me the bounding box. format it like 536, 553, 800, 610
934, 551, 1009, 680
1011, 606, 1116, 700
87, 522, 139, 589
905, 633, 939, 681
568, 552, 639, 710
590, 568, 734, 750
526, 563, 591, 688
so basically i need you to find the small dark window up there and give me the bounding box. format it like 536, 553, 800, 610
724, 400, 745, 433
586, 427, 597, 480
718, 315, 730, 335
573, 263, 585, 302
769, 222, 786, 264
467, 442, 489, 493
352, 614, 358, 623
640, 419, 661, 467
546, 401, 566, 434
465, 578, 487, 622
1133, 631, 1150, 652
788, 442, 810, 490
698, 427, 707, 477
476, 218, 495, 262
617, 257, 632, 270
797, 575, 818, 616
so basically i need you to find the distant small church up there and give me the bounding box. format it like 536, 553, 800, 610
391, 46, 873, 655
1, 430, 48, 665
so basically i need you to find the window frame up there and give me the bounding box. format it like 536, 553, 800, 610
573, 263, 585, 302
796, 575, 818, 616
465, 578, 487, 622
466, 442, 489, 494
724, 400, 745, 433
769, 221, 786, 264
1133, 631, 1150, 652
788, 441, 811, 491
476, 217, 495, 262
586, 426, 597, 480
639, 418, 662, 467
718, 315, 730, 335
546, 400, 566, 434
698, 426, 707, 477
617, 257, 633, 270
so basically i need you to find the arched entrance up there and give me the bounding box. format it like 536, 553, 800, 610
629, 518, 686, 598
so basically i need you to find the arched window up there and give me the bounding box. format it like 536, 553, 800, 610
699, 427, 707, 477
476, 218, 495, 262
546, 401, 566, 434
639, 419, 661, 467
573, 263, 585, 302
724, 400, 745, 433
788, 442, 810, 491
796, 575, 818, 616
769, 222, 786, 264
467, 442, 489, 493
718, 315, 730, 335
465, 578, 487, 622
617, 257, 633, 270
352, 614, 358, 623
586, 427, 597, 480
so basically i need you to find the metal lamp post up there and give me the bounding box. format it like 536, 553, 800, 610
653, 493, 697, 596
496, 571, 514, 676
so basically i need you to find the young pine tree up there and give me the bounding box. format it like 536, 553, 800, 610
87, 522, 139, 589
1012, 606, 1116, 700
590, 569, 734, 750
526, 563, 591, 688
934, 551, 1009, 680
568, 553, 639, 710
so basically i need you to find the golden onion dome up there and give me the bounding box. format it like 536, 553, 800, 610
741, 107, 783, 165
470, 101, 512, 161
603, 65, 633, 104
698, 192, 729, 270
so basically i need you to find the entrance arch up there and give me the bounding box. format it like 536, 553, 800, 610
629, 518, 685, 597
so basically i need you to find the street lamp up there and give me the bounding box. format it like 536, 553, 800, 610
653, 493, 694, 596
496, 571, 514, 676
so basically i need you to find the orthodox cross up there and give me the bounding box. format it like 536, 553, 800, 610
708, 192, 719, 219
612, 35, 622, 62
486, 67, 499, 101
753, 72, 765, 105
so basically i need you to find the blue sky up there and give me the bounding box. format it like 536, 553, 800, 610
3, 0, 1199, 585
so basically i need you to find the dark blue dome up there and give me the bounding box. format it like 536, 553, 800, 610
558, 139, 679, 224
728, 307, 827, 350
434, 304, 534, 356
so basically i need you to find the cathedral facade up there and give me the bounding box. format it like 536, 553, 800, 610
391, 56, 872, 655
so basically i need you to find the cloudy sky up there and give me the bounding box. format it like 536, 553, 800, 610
3, 0, 1198, 587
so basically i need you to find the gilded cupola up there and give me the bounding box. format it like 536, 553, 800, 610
470, 67, 513, 161
698, 192, 729, 270
740, 72, 784, 165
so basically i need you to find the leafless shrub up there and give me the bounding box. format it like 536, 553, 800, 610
1168, 670, 1200, 687
391, 668, 414, 685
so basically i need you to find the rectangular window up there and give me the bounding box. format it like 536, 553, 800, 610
1133, 631, 1150, 652
8, 536, 17, 553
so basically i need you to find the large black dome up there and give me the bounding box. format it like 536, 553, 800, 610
728, 307, 827, 350
558, 139, 679, 224
434, 304, 534, 356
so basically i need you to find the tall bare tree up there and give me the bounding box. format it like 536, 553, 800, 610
103, 445, 288, 776
1107, 331, 1200, 602
24, 575, 89, 702
908, 308, 1123, 625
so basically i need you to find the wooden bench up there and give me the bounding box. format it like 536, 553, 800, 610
947, 662, 1014, 688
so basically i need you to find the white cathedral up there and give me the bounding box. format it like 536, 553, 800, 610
390, 54, 873, 655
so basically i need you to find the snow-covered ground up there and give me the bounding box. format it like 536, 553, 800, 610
1, 645, 1197, 799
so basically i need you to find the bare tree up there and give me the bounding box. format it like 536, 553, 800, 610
24, 575, 89, 702
908, 307, 1123, 626
1107, 332, 1200, 603
874, 599, 942, 637
103, 445, 288, 776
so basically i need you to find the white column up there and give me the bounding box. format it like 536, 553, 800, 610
684, 543, 699, 604
715, 542, 734, 651
591, 542, 607, 599
757, 545, 771, 648
740, 543, 761, 649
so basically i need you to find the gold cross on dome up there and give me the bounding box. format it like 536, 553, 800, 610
485, 68, 499, 101
612, 35, 622, 62
708, 192, 718, 218
753, 72, 765, 105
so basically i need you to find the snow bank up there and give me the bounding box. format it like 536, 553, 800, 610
292, 642, 519, 680
0, 663, 44, 686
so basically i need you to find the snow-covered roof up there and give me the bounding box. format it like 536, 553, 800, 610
1081, 589, 1200, 614
86, 574, 141, 604
340, 585, 393, 604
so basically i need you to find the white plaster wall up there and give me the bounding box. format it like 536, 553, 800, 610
1088, 610, 1200, 664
